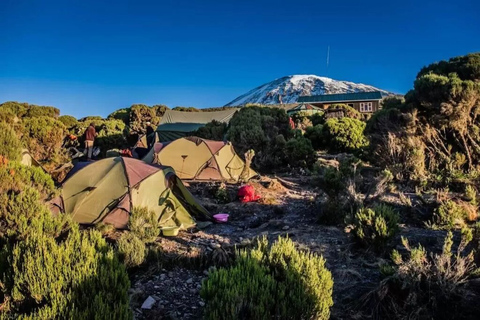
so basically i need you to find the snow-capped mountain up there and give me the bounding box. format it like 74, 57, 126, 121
225, 75, 392, 106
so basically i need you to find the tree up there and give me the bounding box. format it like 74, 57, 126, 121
322, 117, 369, 153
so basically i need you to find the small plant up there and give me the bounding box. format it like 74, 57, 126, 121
368, 229, 478, 319
129, 206, 160, 242
201, 236, 333, 320
464, 184, 477, 205
353, 204, 399, 249
429, 200, 474, 230
0, 122, 22, 162
117, 232, 146, 268
214, 183, 230, 204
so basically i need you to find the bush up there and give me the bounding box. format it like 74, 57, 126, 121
368, 230, 477, 319
192, 120, 227, 141
3, 161, 56, 198
117, 232, 146, 268
285, 135, 316, 168
310, 112, 325, 126
322, 117, 369, 153
108, 108, 131, 124
129, 206, 160, 242
329, 104, 361, 119
304, 124, 323, 150
20, 116, 66, 163
201, 236, 333, 320
58, 115, 78, 129
353, 204, 399, 249
0, 122, 22, 161
227, 106, 292, 170
0, 180, 131, 319
429, 200, 475, 230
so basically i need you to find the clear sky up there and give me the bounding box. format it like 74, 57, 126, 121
1, 0, 479, 118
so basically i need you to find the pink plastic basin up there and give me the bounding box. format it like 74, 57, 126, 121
213, 213, 229, 223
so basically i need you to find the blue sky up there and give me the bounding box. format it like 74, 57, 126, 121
1, 0, 479, 118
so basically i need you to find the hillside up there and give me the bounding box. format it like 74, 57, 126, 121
225, 75, 392, 106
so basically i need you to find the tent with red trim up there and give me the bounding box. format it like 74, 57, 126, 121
52, 157, 211, 229
142, 136, 257, 182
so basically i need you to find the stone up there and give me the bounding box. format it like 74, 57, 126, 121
199, 301, 205, 307
282, 225, 290, 231
186, 278, 193, 284
141, 296, 156, 310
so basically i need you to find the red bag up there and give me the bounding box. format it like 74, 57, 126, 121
238, 185, 261, 203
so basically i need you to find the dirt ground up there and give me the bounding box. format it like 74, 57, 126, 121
128, 175, 464, 320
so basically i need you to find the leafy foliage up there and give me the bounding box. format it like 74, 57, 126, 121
117, 232, 146, 268
129, 206, 160, 242
227, 106, 292, 170
285, 134, 316, 168
353, 204, 399, 249
369, 230, 477, 319
304, 124, 323, 150
192, 120, 227, 141
328, 103, 361, 119
322, 117, 369, 153
58, 115, 78, 129
201, 236, 333, 320
0, 122, 22, 162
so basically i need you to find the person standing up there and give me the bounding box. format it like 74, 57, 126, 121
84, 122, 97, 159
146, 122, 154, 148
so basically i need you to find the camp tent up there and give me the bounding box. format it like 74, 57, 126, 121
53, 157, 211, 229
143, 136, 257, 182
155, 108, 239, 142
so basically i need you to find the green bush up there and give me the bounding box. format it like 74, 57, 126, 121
322, 117, 369, 153
329, 104, 361, 119
25, 105, 60, 118
129, 206, 160, 242
192, 120, 227, 141
310, 112, 325, 126
227, 106, 292, 170
58, 115, 78, 129
353, 204, 399, 248
108, 108, 131, 124
117, 232, 146, 268
0, 122, 22, 161
369, 230, 477, 319
304, 124, 323, 150
429, 200, 472, 230
20, 116, 66, 162
285, 135, 316, 168
201, 236, 333, 320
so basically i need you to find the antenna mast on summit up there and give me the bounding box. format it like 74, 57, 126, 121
326, 46, 330, 76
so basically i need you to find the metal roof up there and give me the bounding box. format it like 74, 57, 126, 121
297, 91, 383, 103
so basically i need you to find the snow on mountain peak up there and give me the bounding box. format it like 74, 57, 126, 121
224, 75, 392, 106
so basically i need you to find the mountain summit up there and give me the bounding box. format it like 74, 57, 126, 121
224, 75, 391, 106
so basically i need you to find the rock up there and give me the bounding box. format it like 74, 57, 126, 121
199, 301, 205, 307
203, 270, 209, 276
141, 296, 156, 310
258, 222, 269, 229
186, 278, 193, 284
209, 243, 221, 249
154, 285, 160, 289
282, 225, 290, 231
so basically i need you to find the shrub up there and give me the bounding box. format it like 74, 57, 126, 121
285, 135, 316, 168
429, 200, 475, 230
129, 206, 160, 242
304, 124, 324, 150
108, 108, 131, 124
329, 104, 361, 119
310, 112, 325, 126
1, 225, 131, 319
20, 116, 66, 162
227, 106, 292, 170
128, 104, 161, 135
117, 232, 146, 268
192, 120, 227, 141
0, 122, 22, 162
367, 230, 477, 319
215, 183, 230, 204
1, 161, 56, 198
201, 236, 333, 320
0, 179, 131, 319
322, 117, 369, 153
353, 204, 399, 249
58, 115, 78, 129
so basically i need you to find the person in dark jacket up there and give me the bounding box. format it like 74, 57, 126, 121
84, 123, 97, 159
146, 122, 155, 148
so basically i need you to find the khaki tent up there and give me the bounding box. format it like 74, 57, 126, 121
143, 136, 257, 182
53, 157, 210, 229
155, 108, 239, 141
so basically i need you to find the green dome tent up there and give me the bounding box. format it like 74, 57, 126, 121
53, 157, 211, 230
143, 136, 257, 182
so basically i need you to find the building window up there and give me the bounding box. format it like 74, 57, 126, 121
348, 103, 354, 108
360, 102, 373, 112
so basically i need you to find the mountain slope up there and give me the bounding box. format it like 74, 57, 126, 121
225, 75, 392, 106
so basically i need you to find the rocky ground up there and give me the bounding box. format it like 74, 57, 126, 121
128, 175, 463, 319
